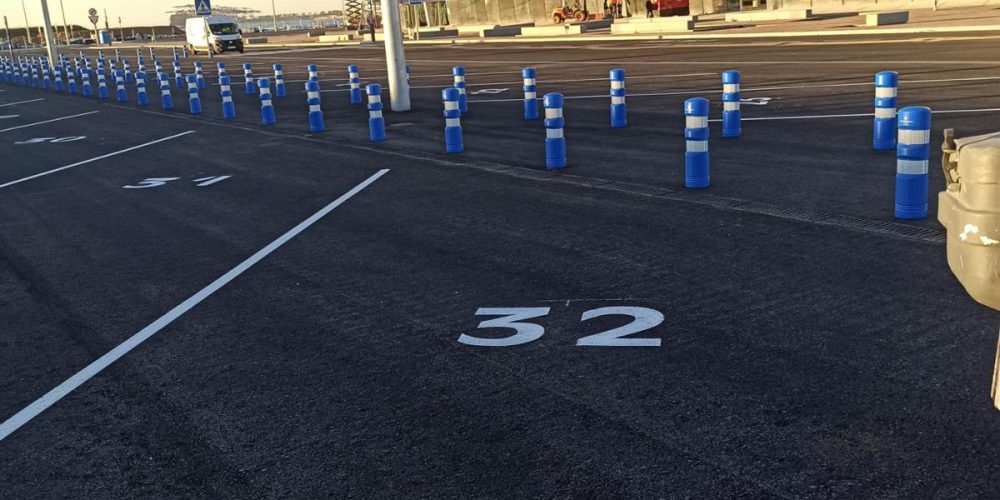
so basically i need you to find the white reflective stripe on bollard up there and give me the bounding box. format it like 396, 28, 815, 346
687, 140, 709, 152
875, 87, 897, 98
686, 116, 708, 128
897, 159, 929, 174
898, 129, 930, 144
545, 108, 562, 119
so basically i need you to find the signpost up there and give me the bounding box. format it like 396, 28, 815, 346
3, 16, 14, 61
88, 7, 99, 43
196, 0, 212, 16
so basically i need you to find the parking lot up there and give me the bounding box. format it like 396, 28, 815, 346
2, 32, 1000, 496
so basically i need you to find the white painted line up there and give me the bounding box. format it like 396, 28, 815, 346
0, 168, 389, 442
410, 72, 718, 89
0, 98, 44, 108
0, 111, 99, 133
706, 108, 1000, 122
0, 130, 195, 189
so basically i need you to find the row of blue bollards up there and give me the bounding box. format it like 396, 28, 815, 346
0, 54, 931, 219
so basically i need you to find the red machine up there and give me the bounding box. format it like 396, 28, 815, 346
657, 0, 690, 15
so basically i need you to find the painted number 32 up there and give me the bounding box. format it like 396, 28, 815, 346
458, 306, 663, 347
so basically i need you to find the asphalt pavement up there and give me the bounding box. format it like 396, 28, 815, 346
1, 32, 1000, 497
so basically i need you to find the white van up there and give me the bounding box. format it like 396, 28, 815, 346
185, 16, 244, 54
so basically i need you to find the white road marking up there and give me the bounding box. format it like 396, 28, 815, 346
0, 98, 44, 108
409, 72, 718, 89
0, 131, 195, 189
706, 107, 1000, 122
0, 168, 389, 442
0, 111, 99, 133
0, 115, 18, 120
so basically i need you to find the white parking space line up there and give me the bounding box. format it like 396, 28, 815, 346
0, 111, 99, 133
0, 130, 195, 189
0, 168, 390, 442
0, 98, 44, 108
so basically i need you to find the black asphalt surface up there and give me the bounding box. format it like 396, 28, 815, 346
2, 32, 1000, 497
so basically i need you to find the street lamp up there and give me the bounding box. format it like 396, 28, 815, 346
21, 0, 31, 46
271, 0, 278, 32
58, 0, 69, 44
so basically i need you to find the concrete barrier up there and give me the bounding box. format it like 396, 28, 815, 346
611, 16, 695, 34
521, 19, 611, 37
456, 24, 496, 35
724, 9, 812, 22
481, 22, 534, 37
318, 34, 355, 42
416, 28, 460, 38
246, 37, 269, 44
864, 11, 909, 26
305, 29, 327, 37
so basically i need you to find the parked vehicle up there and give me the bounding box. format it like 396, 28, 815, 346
185, 15, 245, 54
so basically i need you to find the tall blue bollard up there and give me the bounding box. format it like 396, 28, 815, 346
544, 93, 567, 170
684, 97, 710, 189
273, 64, 286, 98
97, 69, 109, 99
609, 68, 627, 128
873, 71, 898, 150
173, 59, 184, 88
159, 72, 173, 110
722, 70, 742, 138
81, 71, 92, 96
453, 66, 467, 113
54, 64, 64, 92
522, 67, 538, 120
216, 61, 226, 84
348, 64, 362, 105
442, 87, 463, 153
123, 59, 132, 83
67, 65, 77, 94
367, 83, 385, 142
220, 75, 235, 119
42, 62, 51, 89
308, 64, 319, 82
243, 63, 255, 95
259, 78, 276, 126
114, 69, 127, 103
154, 60, 164, 76
135, 71, 149, 106
137, 56, 146, 74
194, 61, 205, 89
306, 80, 324, 133
895, 106, 931, 219
187, 75, 202, 114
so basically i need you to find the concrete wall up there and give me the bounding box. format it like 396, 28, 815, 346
445, 0, 644, 25
691, 0, 1000, 15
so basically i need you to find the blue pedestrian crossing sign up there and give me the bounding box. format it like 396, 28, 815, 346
195, 0, 212, 16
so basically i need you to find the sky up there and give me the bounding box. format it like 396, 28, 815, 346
2, 0, 344, 28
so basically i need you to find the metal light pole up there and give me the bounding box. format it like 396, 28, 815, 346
379, 0, 409, 111
271, 0, 278, 31
21, 0, 31, 46
367, 0, 376, 42
3, 16, 15, 60
38, 0, 59, 66
58, 0, 69, 44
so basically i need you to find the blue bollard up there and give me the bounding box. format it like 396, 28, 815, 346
135, 71, 149, 106
873, 71, 898, 150
137, 56, 146, 74
159, 72, 173, 110
684, 97, 710, 189
173, 59, 184, 88
220, 75, 235, 119
442, 87, 463, 153
123, 59, 132, 83
522, 67, 539, 121
306, 80, 324, 133
194, 61, 205, 89
216, 61, 226, 84
54, 64, 64, 92
243, 63, 255, 95
367, 83, 385, 142
308, 64, 319, 82
66, 65, 77, 94
81, 71, 92, 97
722, 70, 742, 138
544, 93, 567, 170
609, 68, 627, 128
895, 106, 931, 219
114, 69, 127, 103
259, 77, 276, 126
187, 74, 202, 115
97, 69, 109, 99
42, 62, 51, 89
31, 63, 39, 87
273, 64, 286, 98
348, 64, 362, 105
154, 60, 164, 76
453, 66, 467, 113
